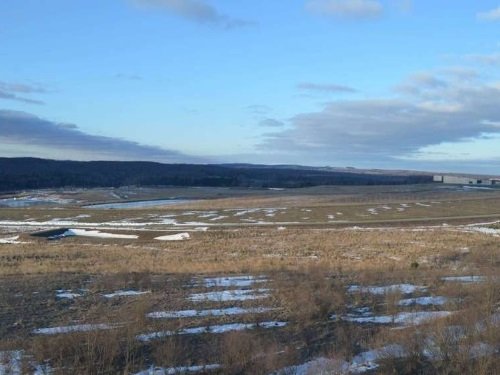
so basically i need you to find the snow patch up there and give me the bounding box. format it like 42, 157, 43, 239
134, 364, 221, 375
347, 284, 427, 295
137, 321, 287, 342
342, 311, 452, 326
398, 296, 448, 306
0, 351, 22, 375
350, 344, 406, 373
467, 227, 500, 236
33, 323, 116, 335
0, 350, 53, 375
54, 229, 138, 240
200, 275, 267, 288
272, 357, 346, 375
103, 290, 151, 298
208, 216, 228, 221
188, 289, 270, 302
441, 275, 486, 283
55, 290, 82, 300
273, 345, 405, 374
155, 233, 190, 241
0, 235, 26, 244
196, 212, 219, 219
416, 202, 431, 207
147, 307, 275, 319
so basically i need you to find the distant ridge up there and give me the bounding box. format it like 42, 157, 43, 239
0, 157, 432, 191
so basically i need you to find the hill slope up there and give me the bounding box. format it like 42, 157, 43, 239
0, 158, 433, 191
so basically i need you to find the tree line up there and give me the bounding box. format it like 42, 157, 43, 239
0, 158, 432, 191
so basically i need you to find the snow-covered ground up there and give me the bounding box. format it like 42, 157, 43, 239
103, 290, 151, 298
155, 233, 190, 241
33, 323, 117, 335
0, 350, 53, 375
466, 226, 500, 236
137, 321, 287, 342
441, 275, 486, 283
146, 307, 275, 319
274, 337, 497, 375
272, 357, 342, 375
347, 283, 427, 295
198, 275, 267, 288
52, 229, 138, 240
188, 288, 270, 302
349, 344, 406, 373
415, 202, 431, 207
272, 344, 406, 374
208, 216, 228, 221
398, 296, 448, 306
134, 364, 221, 374
55, 289, 83, 300
341, 311, 452, 326
0, 235, 26, 244
0, 350, 23, 375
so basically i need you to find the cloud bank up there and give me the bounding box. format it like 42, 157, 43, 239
260, 70, 500, 164
0, 110, 203, 163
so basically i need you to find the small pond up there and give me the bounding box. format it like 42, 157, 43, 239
83, 199, 193, 209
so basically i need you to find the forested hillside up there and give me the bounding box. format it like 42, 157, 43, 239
0, 158, 433, 191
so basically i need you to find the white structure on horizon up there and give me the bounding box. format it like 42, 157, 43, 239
434, 175, 500, 186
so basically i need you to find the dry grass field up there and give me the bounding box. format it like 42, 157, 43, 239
0, 185, 499, 374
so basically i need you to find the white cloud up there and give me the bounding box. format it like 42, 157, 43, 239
394, 0, 412, 14
0, 110, 203, 162
465, 53, 500, 65
133, 0, 253, 28
0, 80, 46, 105
246, 105, 272, 115
0, 81, 46, 94
395, 73, 448, 96
297, 82, 357, 93
306, 0, 383, 19
259, 70, 500, 163
477, 6, 500, 21
259, 118, 285, 127
402, 134, 500, 162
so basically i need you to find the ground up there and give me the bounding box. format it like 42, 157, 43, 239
0, 184, 499, 374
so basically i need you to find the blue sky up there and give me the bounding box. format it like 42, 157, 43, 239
1, 0, 499, 173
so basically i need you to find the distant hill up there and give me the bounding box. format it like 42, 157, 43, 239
0, 158, 433, 191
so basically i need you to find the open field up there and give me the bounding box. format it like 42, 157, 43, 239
1, 185, 500, 231
0, 185, 499, 374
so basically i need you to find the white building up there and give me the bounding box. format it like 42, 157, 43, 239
434, 175, 499, 185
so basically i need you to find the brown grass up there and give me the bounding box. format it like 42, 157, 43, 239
0, 226, 497, 276
0, 189, 499, 374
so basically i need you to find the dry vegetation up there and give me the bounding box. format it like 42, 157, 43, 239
0, 187, 499, 374
0, 227, 498, 275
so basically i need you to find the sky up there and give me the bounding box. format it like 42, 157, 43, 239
1, 0, 500, 174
